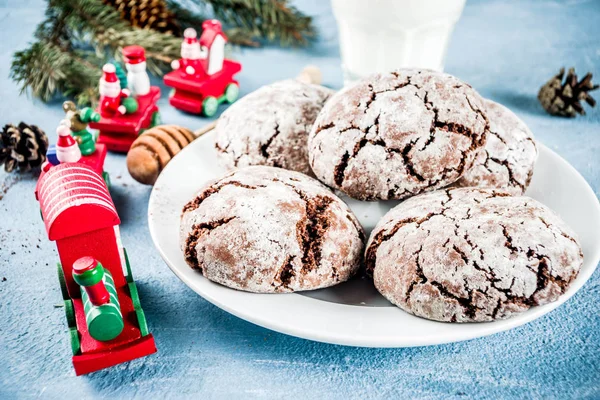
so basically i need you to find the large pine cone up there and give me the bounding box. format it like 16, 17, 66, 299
538, 67, 599, 117
0, 123, 49, 172
104, 0, 180, 34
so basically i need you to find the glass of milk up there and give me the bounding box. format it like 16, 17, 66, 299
331, 0, 467, 85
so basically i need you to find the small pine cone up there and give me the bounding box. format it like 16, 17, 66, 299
0, 123, 49, 173
538, 67, 599, 117
104, 0, 180, 35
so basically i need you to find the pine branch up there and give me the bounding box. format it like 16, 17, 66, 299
10, 0, 316, 104
11, 41, 101, 105
200, 0, 315, 46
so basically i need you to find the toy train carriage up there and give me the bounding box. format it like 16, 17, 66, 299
89, 87, 161, 153
45, 141, 111, 187
35, 163, 156, 375
164, 60, 241, 117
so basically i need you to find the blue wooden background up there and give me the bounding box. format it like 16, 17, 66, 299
1, 0, 599, 398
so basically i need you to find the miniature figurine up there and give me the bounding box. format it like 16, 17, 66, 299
99, 64, 130, 117
124, 45, 151, 97
89, 46, 161, 153
35, 162, 157, 375
43, 119, 110, 187
56, 122, 82, 163
62, 101, 101, 155
164, 19, 241, 117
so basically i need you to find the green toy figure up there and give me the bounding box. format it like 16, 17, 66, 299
62, 101, 101, 156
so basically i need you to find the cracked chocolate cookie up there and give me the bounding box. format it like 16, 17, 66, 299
180, 166, 365, 293
214, 79, 334, 175
365, 187, 583, 322
308, 69, 489, 201
454, 100, 537, 195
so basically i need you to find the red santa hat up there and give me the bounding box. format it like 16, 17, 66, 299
102, 64, 118, 83
122, 45, 146, 64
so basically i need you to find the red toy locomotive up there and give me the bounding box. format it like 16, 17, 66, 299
164, 20, 241, 117
36, 121, 156, 375
89, 46, 161, 153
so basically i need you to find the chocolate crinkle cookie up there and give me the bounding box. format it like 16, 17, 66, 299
308, 69, 489, 201
365, 187, 583, 322
454, 100, 538, 195
214, 79, 334, 175
180, 166, 365, 293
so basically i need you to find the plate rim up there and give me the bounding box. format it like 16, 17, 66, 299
148, 133, 600, 348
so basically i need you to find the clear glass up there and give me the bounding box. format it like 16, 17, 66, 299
331, 0, 467, 86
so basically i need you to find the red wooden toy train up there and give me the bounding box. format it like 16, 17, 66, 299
89, 46, 161, 153
36, 116, 156, 375
164, 20, 241, 117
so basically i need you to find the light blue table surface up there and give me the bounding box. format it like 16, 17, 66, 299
1, 0, 599, 398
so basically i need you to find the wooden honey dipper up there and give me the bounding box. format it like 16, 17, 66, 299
126, 66, 323, 185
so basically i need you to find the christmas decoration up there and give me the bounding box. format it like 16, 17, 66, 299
56, 123, 83, 163
103, 0, 179, 34
35, 162, 156, 375
123, 45, 151, 96
164, 20, 241, 117
10, 0, 315, 105
0, 122, 49, 173
63, 101, 101, 155
90, 47, 161, 152
538, 67, 599, 117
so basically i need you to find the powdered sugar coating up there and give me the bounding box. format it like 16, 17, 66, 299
180, 166, 365, 293
455, 100, 538, 195
365, 187, 583, 322
214, 79, 333, 175
308, 69, 489, 201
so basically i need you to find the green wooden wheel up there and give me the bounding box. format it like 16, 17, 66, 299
57, 263, 69, 300
69, 327, 81, 355
64, 300, 76, 328
151, 111, 161, 127
224, 83, 239, 103
202, 96, 219, 117
102, 171, 111, 189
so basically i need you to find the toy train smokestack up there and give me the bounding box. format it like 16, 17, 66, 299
73, 257, 124, 342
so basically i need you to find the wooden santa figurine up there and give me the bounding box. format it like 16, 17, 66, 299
123, 45, 150, 97
200, 19, 227, 75
56, 121, 82, 163
171, 28, 205, 76
99, 64, 130, 117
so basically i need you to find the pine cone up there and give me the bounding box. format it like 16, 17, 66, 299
104, 0, 180, 34
0, 123, 49, 173
538, 67, 599, 117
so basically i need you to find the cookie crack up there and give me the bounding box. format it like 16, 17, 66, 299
272, 255, 296, 289
260, 122, 281, 164
184, 217, 237, 272
365, 211, 443, 276
274, 178, 336, 273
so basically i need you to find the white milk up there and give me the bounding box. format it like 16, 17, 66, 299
331, 0, 467, 85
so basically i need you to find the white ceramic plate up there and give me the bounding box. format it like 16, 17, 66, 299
148, 130, 600, 347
